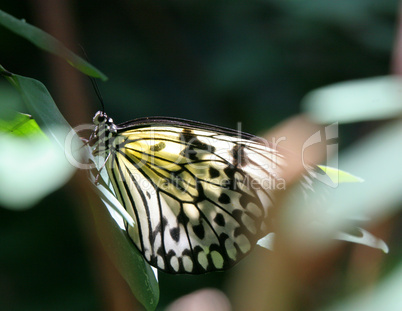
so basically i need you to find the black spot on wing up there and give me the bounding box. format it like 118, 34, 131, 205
193, 223, 205, 240
150, 216, 168, 245
239, 192, 261, 210
193, 180, 207, 203
177, 207, 190, 226
194, 140, 215, 153
232, 144, 247, 167
219, 232, 229, 242
150, 141, 166, 152
170, 227, 180, 242
180, 129, 215, 151
223, 165, 236, 179
209, 167, 220, 179
218, 193, 231, 204
232, 209, 243, 224
180, 128, 195, 143
181, 146, 198, 161
182, 248, 192, 257
180, 128, 216, 160
209, 243, 222, 253
157, 246, 164, 257
214, 213, 226, 226
234, 226, 244, 237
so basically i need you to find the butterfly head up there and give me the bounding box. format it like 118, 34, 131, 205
92, 111, 117, 134
89, 111, 118, 153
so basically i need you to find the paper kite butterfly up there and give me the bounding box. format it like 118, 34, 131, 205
89, 111, 304, 274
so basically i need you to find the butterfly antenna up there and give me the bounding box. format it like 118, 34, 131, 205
90, 76, 105, 113
79, 44, 105, 112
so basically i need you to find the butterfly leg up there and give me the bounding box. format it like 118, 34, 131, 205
93, 152, 111, 184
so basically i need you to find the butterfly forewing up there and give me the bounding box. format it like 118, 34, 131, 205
93, 113, 286, 274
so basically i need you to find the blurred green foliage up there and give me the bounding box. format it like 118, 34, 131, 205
1, 1, 400, 310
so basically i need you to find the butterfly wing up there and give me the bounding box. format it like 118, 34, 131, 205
104, 118, 287, 274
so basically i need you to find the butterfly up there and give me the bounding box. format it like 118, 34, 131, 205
89, 111, 300, 274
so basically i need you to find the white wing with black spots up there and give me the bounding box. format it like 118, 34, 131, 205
91, 112, 287, 274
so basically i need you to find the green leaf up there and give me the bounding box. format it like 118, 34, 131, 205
0, 112, 45, 137
0, 67, 77, 209
1, 67, 159, 308
257, 227, 389, 253
325, 262, 402, 311
88, 190, 160, 311
1, 64, 75, 149
334, 228, 389, 253
302, 76, 402, 124
0, 126, 75, 209
318, 165, 364, 184
257, 233, 276, 251
324, 120, 402, 222
281, 121, 402, 252
0, 82, 25, 119
0, 9, 107, 81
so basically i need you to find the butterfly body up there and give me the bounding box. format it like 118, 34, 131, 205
91, 111, 286, 274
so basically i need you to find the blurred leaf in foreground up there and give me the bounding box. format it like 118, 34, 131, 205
1, 65, 159, 309
0, 9, 107, 81
0, 113, 75, 209
302, 76, 402, 124
325, 262, 402, 311
0, 66, 77, 209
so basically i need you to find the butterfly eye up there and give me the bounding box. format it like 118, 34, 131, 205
93, 111, 107, 124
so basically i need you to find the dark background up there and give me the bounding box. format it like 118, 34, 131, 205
0, 1, 400, 310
